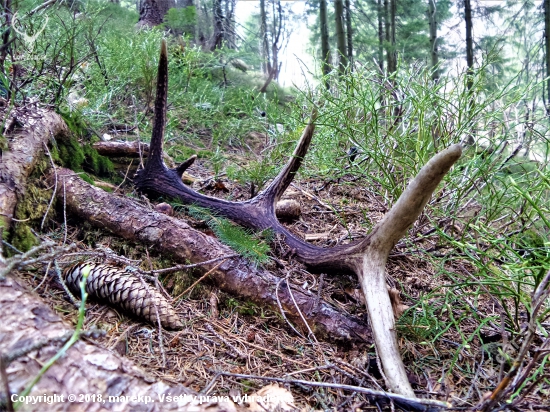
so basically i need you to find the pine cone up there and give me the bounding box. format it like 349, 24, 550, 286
64, 262, 183, 330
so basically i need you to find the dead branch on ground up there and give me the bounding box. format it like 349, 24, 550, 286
50, 167, 372, 345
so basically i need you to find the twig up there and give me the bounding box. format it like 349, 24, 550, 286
41, 139, 57, 230
0, 241, 75, 280
28, 0, 58, 16
62, 177, 67, 245
210, 371, 451, 410
54, 258, 78, 307
285, 270, 320, 345
174, 259, 228, 303
145, 254, 239, 276
205, 324, 247, 360
114, 159, 133, 193
275, 277, 304, 339
136, 272, 166, 370
477, 269, 550, 411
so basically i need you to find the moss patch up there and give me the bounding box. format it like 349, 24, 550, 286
51, 135, 114, 176
10, 183, 54, 251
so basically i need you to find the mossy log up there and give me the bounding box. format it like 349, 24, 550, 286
0, 109, 68, 235
50, 168, 372, 345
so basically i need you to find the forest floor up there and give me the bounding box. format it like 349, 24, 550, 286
17, 127, 546, 411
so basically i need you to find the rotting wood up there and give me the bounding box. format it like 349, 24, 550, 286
0, 275, 240, 412
93, 140, 150, 158
133, 39, 463, 397
50, 167, 372, 345
92, 140, 176, 169
0, 109, 68, 233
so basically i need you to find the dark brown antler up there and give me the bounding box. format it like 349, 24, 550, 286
134, 39, 462, 397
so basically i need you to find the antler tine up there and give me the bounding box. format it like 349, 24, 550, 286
149, 39, 168, 168
368, 144, 463, 254
256, 108, 318, 204
351, 143, 463, 396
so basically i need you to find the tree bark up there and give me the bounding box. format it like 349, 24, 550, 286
208, 0, 224, 51
260, 0, 270, 74
319, 0, 330, 88
51, 168, 372, 346
0, 275, 238, 412
137, 0, 176, 28
544, 0, 550, 115
334, 0, 347, 75
464, 0, 474, 92
0, 109, 68, 235
377, 0, 384, 72
344, 0, 353, 71
428, 0, 439, 81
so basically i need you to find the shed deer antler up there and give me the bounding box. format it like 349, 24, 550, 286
134, 40, 462, 397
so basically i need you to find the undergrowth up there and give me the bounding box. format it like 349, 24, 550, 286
186, 205, 272, 266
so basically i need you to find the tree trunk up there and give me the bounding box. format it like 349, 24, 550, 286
384, 0, 394, 74
137, 0, 176, 28
260, 0, 270, 74
344, 0, 353, 71
334, 0, 347, 75
464, 0, 475, 144
52, 168, 373, 346
544, 0, 550, 115
0, 0, 13, 74
0, 110, 68, 236
428, 0, 439, 81
319, 0, 330, 87
377, 0, 384, 72
0, 276, 236, 412
208, 0, 224, 51
389, 0, 396, 73
464, 0, 474, 92
224, 0, 236, 49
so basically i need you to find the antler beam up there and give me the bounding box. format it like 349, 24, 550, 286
134, 40, 462, 397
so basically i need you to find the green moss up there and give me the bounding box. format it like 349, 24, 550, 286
80, 173, 95, 185
53, 135, 114, 176
83, 145, 114, 175
7, 181, 55, 252
11, 223, 39, 252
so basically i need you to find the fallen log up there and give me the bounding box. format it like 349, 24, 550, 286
0, 109, 68, 233
0, 275, 239, 412
92, 140, 150, 158
50, 167, 372, 345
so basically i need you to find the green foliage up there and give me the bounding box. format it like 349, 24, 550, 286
227, 158, 279, 192
187, 205, 272, 266
165, 6, 196, 35
307, 0, 453, 73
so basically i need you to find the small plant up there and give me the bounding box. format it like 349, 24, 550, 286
186, 205, 272, 266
